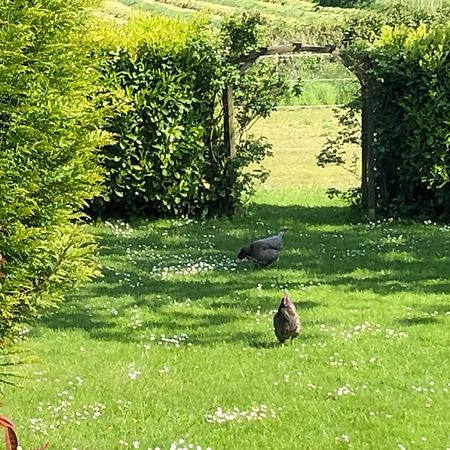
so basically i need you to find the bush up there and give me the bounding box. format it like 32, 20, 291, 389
91, 13, 290, 218
318, 5, 450, 219
368, 23, 450, 218
0, 0, 108, 350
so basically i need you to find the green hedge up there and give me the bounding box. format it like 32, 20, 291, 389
368, 23, 450, 218
91, 14, 288, 218
0, 0, 107, 348
319, 5, 450, 219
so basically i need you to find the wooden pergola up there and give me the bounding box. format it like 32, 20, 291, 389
223, 43, 376, 219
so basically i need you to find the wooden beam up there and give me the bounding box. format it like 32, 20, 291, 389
239, 43, 337, 73
222, 86, 236, 158
331, 51, 364, 83
361, 77, 376, 219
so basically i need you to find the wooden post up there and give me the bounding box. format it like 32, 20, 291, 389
223, 86, 236, 158
361, 79, 368, 210
362, 77, 376, 220
366, 78, 376, 220
222, 86, 238, 214
333, 51, 376, 219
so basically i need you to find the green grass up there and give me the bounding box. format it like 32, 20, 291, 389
119, 0, 197, 17
4, 108, 450, 450
281, 79, 359, 106
256, 56, 360, 106
251, 108, 360, 188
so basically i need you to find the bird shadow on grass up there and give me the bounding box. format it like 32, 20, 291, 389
249, 331, 315, 349
248, 341, 280, 349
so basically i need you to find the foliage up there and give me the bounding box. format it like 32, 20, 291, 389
341, 3, 445, 44
266, 19, 345, 46
317, 101, 362, 204
91, 13, 293, 218
221, 11, 268, 59
318, 5, 450, 219
367, 23, 450, 219
0, 0, 107, 357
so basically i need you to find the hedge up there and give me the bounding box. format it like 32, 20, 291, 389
0, 0, 108, 349
90, 13, 289, 218
319, 5, 450, 219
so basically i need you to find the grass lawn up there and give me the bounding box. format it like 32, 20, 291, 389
4, 108, 450, 450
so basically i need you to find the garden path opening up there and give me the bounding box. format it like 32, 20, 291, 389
247, 51, 361, 193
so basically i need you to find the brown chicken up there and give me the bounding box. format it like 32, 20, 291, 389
273, 293, 302, 345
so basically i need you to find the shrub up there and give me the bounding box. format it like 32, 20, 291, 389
91, 13, 291, 218
367, 23, 450, 218
0, 0, 108, 351
318, 5, 450, 219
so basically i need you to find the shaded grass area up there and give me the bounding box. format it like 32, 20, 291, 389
5, 192, 450, 449
3, 109, 450, 449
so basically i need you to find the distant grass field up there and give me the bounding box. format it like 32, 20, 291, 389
112, 0, 351, 25
108, 0, 449, 20
4, 108, 450, 450
252, 108, 359, 188
99, 0, 449, 108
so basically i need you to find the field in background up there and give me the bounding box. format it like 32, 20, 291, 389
4, 106, 450, 450
252, 107, 359, 189
110, 0, 351, 25
99, 0, 449, 107
261, 56, 360, 106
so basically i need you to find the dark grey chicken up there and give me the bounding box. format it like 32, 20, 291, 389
237, 231, 284, 267
273, 293, 302, 345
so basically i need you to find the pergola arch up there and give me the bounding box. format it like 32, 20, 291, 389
224, 43, 376, 218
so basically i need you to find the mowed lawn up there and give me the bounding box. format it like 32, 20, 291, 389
4, 109, 450, 450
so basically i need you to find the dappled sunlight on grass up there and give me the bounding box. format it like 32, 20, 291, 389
4, 107, 450, 449
6, 190, 450, 448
